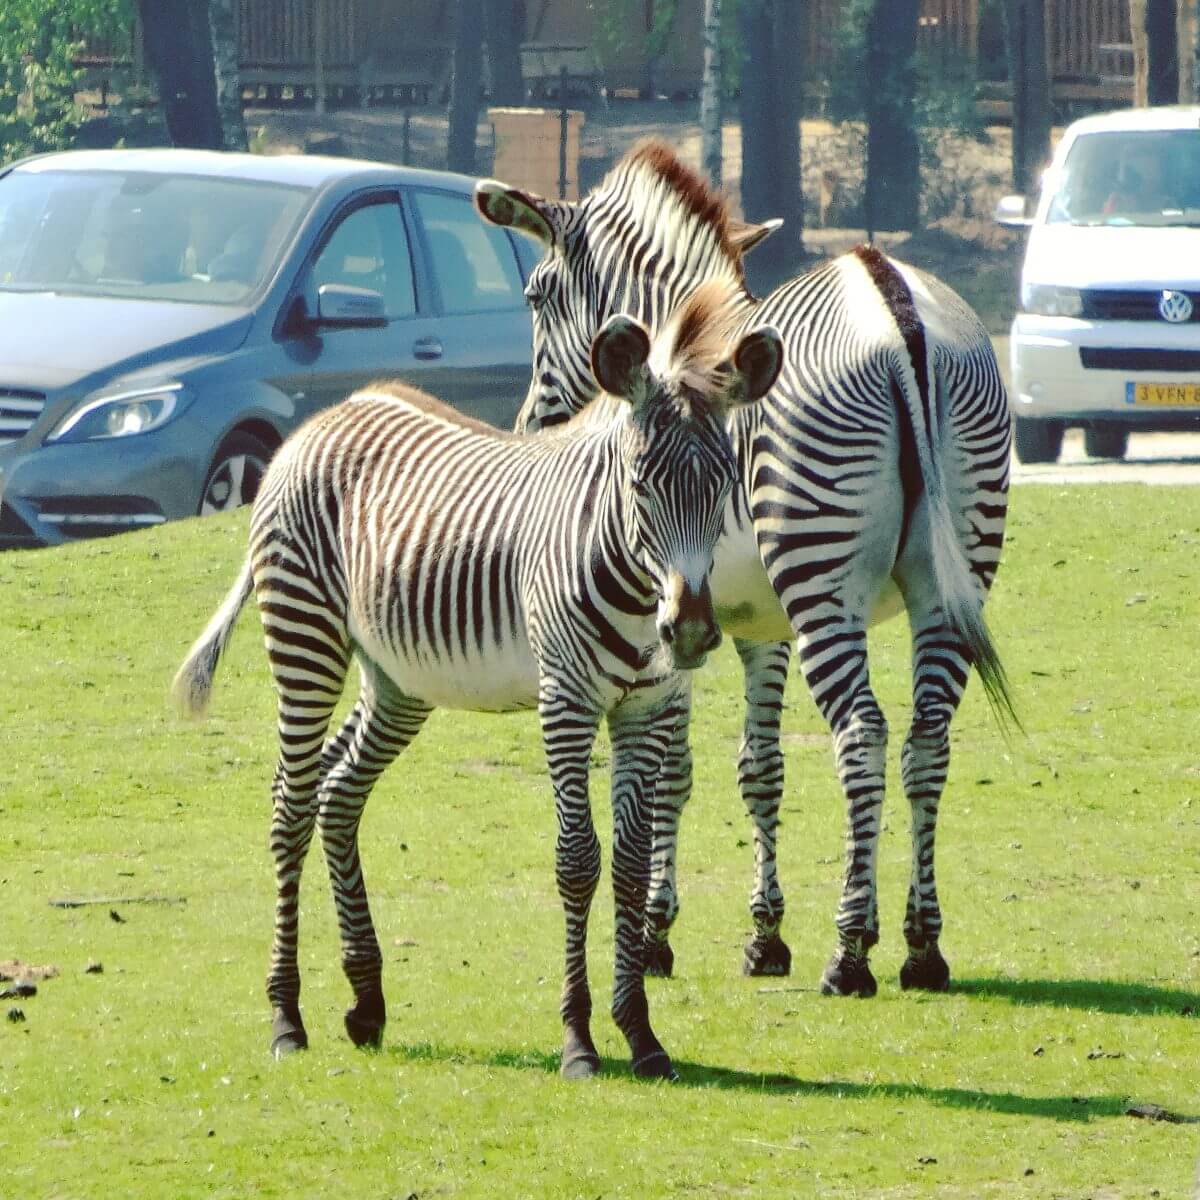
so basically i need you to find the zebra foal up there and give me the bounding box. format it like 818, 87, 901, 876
173, 284, 782, 1079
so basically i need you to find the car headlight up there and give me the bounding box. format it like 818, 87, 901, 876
1021, 283, 1084, 318
46, 383, 189, 443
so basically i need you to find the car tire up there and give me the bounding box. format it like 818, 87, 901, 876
199, 431, 273, 517
1014, 417, 1064, 465
1083, 427, 1129, 460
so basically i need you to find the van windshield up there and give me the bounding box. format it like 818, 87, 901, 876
1047, 129, 1200, 227
0, 170, 310, 304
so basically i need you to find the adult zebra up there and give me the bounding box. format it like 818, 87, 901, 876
172, 284, 783, 1078
476, 141, 1016, 997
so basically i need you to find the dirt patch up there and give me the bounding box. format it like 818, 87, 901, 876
0, 960, 58, 982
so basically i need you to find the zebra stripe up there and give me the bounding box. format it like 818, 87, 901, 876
476, 141, 1014, 995
173, 286, 782, 1078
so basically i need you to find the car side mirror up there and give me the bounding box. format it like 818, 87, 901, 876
314, 283, 387, 327
994, 194, 1033, 228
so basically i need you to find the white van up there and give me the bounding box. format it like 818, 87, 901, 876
998, 106, 1200, 464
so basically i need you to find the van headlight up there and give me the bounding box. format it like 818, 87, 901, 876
1021, 283, 1084, 318
46, 383, 189, 443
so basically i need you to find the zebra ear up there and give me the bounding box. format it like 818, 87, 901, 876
475, 180, 557, 246
728, 217, 783, 256
721, 326, 783, 406
591, 314, 651, 401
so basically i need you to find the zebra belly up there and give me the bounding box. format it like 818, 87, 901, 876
709, 509, 906, 645
352, 627, 541, 713
710, 521, 792, 642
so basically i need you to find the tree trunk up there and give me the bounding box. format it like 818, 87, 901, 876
485, 0, 525, 106
864, 0, 920, 233
700, 0, 722, 188
208, 0, 247, 150
738, 0, 804, 282
1003, 0, 1051, 195
447, 0, 484, 173
138, 0, 223, 150
1132, 0, 1179, 104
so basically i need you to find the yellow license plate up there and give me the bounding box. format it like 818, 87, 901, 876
1128, 381, 1200, 406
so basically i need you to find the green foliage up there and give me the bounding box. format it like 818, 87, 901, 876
2, 483, 1200, 1196
591, 0, 680, 80
826, 0, 986, 152
0, 0, 133, 162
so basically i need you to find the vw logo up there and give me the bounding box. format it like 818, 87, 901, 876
1158, 290, 1194, 323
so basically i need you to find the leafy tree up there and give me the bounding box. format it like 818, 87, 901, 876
593, 0, 680, 98
0, 0, 131, 163
829, 0, 983, 231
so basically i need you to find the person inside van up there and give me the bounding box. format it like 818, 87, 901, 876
1103, 142, 1173, 216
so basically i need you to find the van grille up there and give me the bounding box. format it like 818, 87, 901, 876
0, 388, 46, 445
1079, 347, 1200, 371
1081, 289, 1200, 322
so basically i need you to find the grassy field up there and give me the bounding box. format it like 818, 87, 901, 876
2, 484, 1198, 1199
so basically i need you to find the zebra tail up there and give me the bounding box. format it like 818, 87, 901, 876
170, 556, 255, 720
902, 362, 1021, 737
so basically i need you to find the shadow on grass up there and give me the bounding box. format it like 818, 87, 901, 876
390, 1041, 1161, 1122
952, 976, 1200, 1017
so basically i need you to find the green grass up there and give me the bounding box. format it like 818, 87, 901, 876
2, 485, 1198, 1199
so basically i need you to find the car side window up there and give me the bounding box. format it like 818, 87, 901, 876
412, 190, 524, 314
312, 200, 415, 319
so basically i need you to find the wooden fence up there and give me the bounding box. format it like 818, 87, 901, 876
78, 0, 1136, 108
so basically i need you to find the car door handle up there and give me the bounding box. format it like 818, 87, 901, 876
412, 336, 443, 361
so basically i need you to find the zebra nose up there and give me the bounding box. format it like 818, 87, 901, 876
657, 619, 676, 645
702, 624, 723, 654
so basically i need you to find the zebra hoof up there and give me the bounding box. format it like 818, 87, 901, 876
743, 933, 792, 977
632, 1049, 677, 1082
819, 951, 877, 998
643, 936, 675, 978
270, 1007, 308, 1059
900, 946, 951, 992
344, 992, 386, 1048
561, 1025, 601, 1080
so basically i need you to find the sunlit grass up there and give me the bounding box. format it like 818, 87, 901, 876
2, 485, 1198, 1197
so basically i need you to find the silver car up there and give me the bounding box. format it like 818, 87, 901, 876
0, 148, 536, 548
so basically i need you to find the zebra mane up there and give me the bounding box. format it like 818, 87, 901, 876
597, 140, 745, 287
651, 280, 744, 401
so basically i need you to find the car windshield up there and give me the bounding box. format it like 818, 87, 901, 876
1046, 129, 1200, 227
0, 169, 310, 304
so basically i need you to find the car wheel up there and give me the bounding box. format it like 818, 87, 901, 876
1014, 417, 1064, 465
1083, 427, 1129, 460
199, 431, 272, 517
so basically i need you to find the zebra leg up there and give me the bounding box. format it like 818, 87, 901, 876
265, 624, 351, 1057
642, 680, 692, 979
317, 667, 430, 1049
734, 637, 793, 978
609, 694, 681, 1080
540, 689, 603, 1080
795, 619, 886, 999
897, 615, 972, 993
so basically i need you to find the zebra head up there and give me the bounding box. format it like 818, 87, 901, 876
475, 141, 780, 435
589, 284, 783, 671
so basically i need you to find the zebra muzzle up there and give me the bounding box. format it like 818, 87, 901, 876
658, 577, 722, 670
